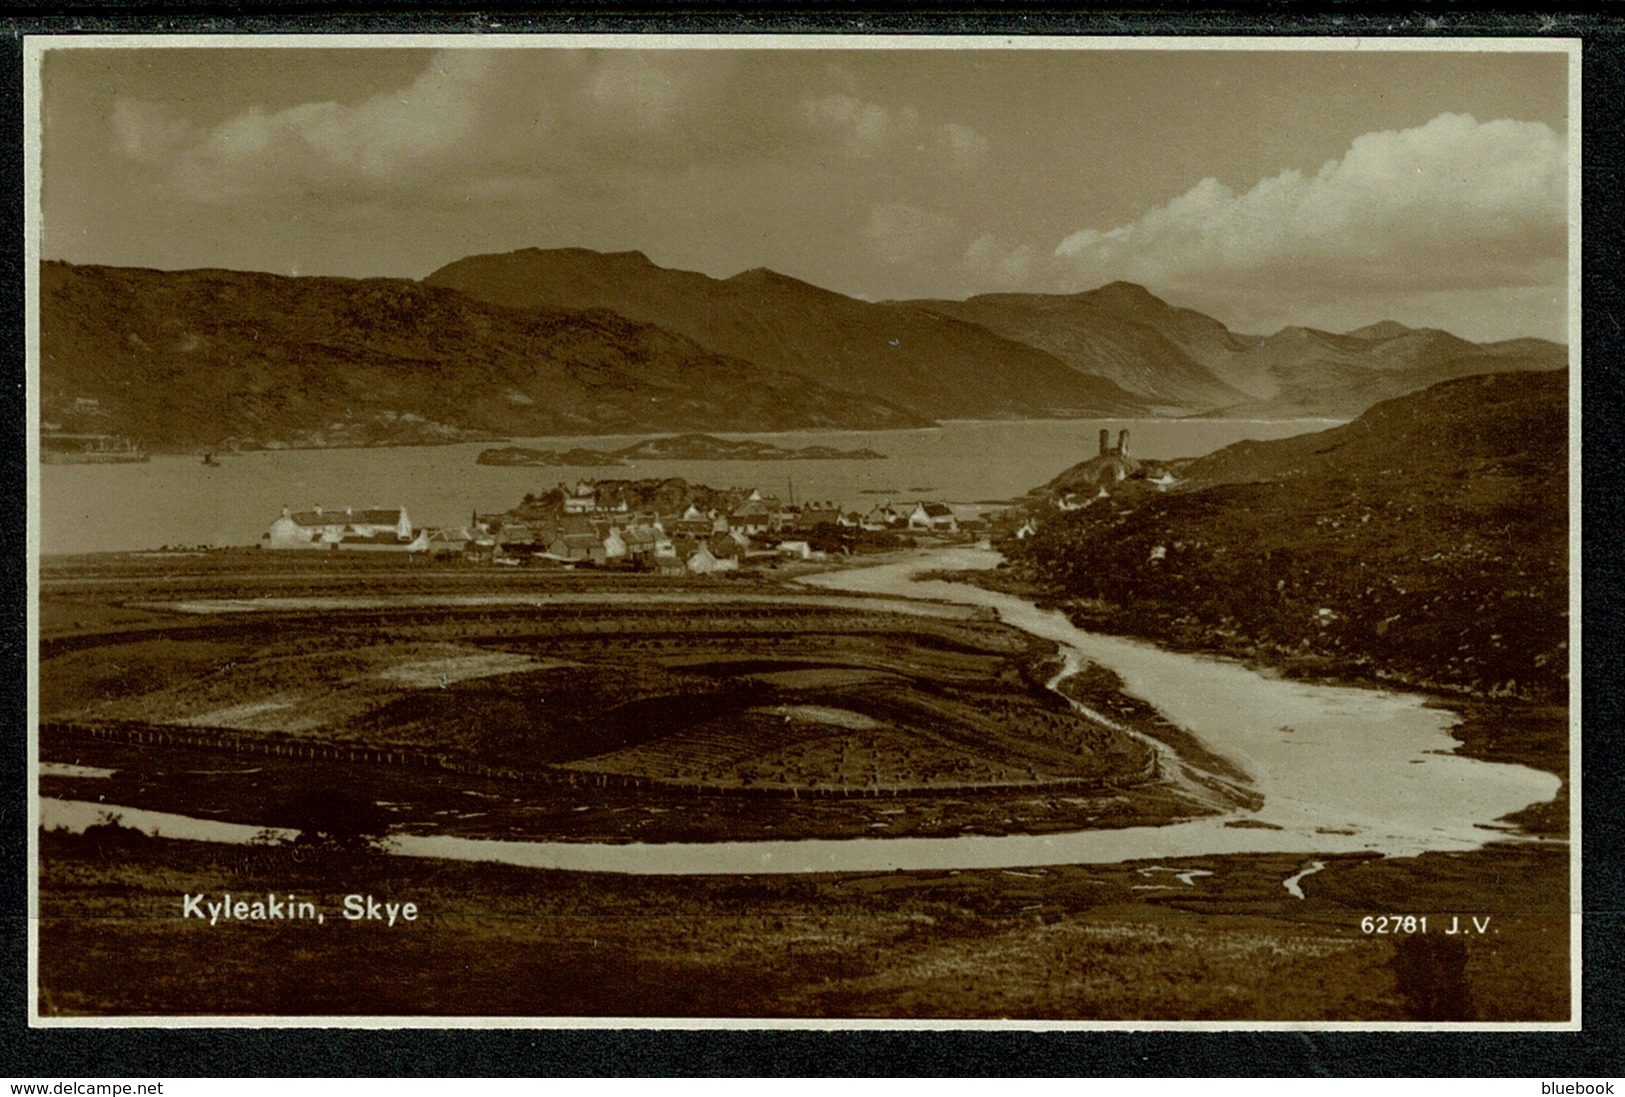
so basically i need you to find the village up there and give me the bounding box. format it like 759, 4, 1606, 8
261, 478, 977, 573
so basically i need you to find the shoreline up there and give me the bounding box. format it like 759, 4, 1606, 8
906, 560, 1569, 843
34, 544, 1573, 1020
36, 543, 1565, 858
920, 563, 1569, 775
56, 412, 1357, 461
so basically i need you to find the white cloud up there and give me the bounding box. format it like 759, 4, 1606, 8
936, 122, 989, 170
962, 233, 1042, 288
109, 52, 991, 219
111, 98, 194, 162
583, 52, 736, 134
802, 93, 987, 169
112, 52, 746, 205
1053, 113, 1566, 300
803, 93, 911, 158
117, 51, 499, 202
863, 202, 959, 265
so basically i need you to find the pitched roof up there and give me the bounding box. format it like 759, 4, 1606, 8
289, 507, 405, 527
338, 530, 413, 545
708, 532, 743, 557
921, 502, 955, 518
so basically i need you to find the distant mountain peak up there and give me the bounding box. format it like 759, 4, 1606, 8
1345, 320, 1412, 341
722, 266, 834, 297
1262, 325, 1331, 343
494, 246, 655, 269
425, 250, 1140, 420
725, 266, 789, 285
41, 260, 931, 450
1079, 281, 1169, 309
558, 246, 654, 265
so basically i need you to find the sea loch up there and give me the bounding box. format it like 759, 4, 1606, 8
40, 417, 1336, 555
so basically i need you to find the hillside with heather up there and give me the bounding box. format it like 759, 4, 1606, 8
424, 248, 1147, 421
39, 261, 924, 451
998, 370, 1569, 702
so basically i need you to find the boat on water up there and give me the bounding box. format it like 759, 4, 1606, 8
40, 432, 149, 465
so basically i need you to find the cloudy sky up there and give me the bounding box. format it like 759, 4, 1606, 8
39, 41, 1570, 341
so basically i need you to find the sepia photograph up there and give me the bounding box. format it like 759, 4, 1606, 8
27, 34, 1577, 1026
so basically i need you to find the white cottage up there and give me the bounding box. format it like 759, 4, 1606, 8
265, 505, 414, 549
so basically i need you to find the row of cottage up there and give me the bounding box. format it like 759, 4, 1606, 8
262, 490, 961, 573
548, 480, 958, 532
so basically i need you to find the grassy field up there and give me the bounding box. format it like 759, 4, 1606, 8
40, 554, 1209, 844
36, 550, 1569, 1021
37, 828, 1569, 1020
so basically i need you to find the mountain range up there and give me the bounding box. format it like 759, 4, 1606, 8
39, 261, 923, 452
40, 249, 1567, 451
424, 248, 1141, 421
909, 280, 1565, 419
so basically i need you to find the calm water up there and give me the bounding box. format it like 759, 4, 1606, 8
40, 418, 1337, 555
38, 547, 1561, 877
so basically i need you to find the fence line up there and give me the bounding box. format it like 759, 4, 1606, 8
43, 719, 1158, 799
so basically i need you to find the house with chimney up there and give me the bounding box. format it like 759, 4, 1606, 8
862, 502, 906, 530
686, 541, 728, 575
793, 506, 842, 531
547, 532, 607, 563
619, 524, 671, 561
562, 480, 599, 515
907, 501, 958, 532
265, 505, 416, 549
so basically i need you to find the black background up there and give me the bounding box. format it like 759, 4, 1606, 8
1, 3, 1619, 1077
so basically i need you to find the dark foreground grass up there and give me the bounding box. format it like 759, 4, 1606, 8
37, 830, 1568, 1021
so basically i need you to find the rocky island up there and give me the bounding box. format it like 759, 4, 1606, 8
476, 432, 886, 467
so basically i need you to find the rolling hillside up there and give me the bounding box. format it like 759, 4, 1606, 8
40, 251, 1568, 450
1005, 370, 1569, 702
1194, 322, 1568, 418
39, 261, 925, 451
424, 248, 1147, 421
908, 280, 1566, 420
907, 283, 1249, 412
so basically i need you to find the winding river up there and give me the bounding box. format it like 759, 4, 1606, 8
40, 546, 1562, 876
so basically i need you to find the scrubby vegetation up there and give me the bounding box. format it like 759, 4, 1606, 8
40, 560, 1213, 844
46, 603, 1154, 797
36, 829, 1568, 1020
995, 372, 1568, 703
